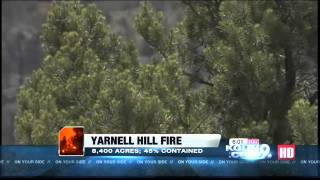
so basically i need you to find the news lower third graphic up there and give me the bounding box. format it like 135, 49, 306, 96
58, 126, 221, 156
0, 126, 319, 177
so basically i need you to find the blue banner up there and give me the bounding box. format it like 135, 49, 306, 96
0, 145, 319, 177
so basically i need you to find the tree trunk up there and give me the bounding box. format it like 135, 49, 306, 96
270, 47, 296, 144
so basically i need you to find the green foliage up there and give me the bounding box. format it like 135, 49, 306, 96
16, 0, 317, 144
287, 99, 318, 145
134, 2, 165, 53
134, 1, 176, 59
170, 0, 317, 143
16, 1, 139, 144
15, 1, 216, 144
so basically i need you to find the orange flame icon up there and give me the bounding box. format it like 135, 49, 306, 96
59, 126, 84, 156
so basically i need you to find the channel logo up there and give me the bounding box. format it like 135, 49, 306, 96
278, 144, 296, 160
226, 138, 272, 160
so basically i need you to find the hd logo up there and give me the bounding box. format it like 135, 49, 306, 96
226, 138, 272, 160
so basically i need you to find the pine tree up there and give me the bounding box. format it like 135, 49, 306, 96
134, 1, 317, 143
16, 1, 140, 144
15, 1, 215, 144
16, 0, 317, 144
